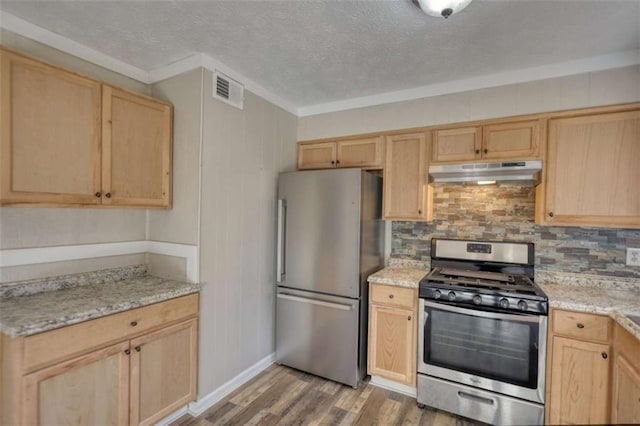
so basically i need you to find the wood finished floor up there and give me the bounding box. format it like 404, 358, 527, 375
172, 365, 483, 426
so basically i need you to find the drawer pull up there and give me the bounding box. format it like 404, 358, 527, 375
577, 323, 585, 329
130, 321, 138, 327
602, 352, 608, 359
389, 294, 394, 299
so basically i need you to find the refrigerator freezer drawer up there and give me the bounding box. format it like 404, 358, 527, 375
276, 288, 361, 387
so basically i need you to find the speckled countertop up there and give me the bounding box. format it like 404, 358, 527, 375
0, 266, 199, 337
367, 266, 428, 289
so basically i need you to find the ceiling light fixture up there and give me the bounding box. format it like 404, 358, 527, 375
412, 0, 473, 18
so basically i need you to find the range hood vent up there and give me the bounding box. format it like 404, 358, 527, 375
429, 160, 542, 184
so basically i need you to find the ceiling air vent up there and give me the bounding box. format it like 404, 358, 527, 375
213, 71, 244, 109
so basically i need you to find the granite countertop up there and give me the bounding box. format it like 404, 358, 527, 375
539, 281, 640, 340
0, 266, 200, 337
367, 266, 428, 289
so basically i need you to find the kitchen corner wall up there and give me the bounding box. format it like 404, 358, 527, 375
150, 67, 298, 398
198, 70, 297, 396
392, 184, 640, 279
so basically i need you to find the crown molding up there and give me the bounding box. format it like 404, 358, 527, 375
0, 10, 151, 82
297, 49, 640, 117
149, 53, 299, 115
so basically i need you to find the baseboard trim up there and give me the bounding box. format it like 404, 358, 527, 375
187, 352, 276, 416
369, 375, 417, 398
154, 406, 189, 426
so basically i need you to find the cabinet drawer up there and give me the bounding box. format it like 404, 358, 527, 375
23, 293, 198, 372
552, 309, 611, 343
370, 283, 416, 309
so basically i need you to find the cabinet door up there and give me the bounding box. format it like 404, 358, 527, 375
548, 336, 610, 425
336, 136, 384, 168
297, 142, 337, 169
23, 341, 130, 426
129, 319, 197, 426
483, 120, 539, 160
545, 110, 640, 228
431, 127, 481, 163
0, 48, 102, 206
368, 304, 415, 386
612, 354, 640, 424
102, 85, 172, 208
383, 133, 429, 220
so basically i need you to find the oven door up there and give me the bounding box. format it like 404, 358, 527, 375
418, 299, 547, 404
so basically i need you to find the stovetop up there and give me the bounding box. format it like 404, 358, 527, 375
419, 238, 548, 315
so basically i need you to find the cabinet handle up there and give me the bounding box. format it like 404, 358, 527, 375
388, 294, 394, 299
483, 149, 488, 154
95, 192, 101, 198
408, 315, 412, 321
124, 349, 131, 355
548, 212, 554, 218
331, 160, 335, 165
336, 160, 340, 165
576, 323, 584, 329
130, 321, 138, 327
602, 352, 608, 359
475, 149, 480, 155
418, 210, 422, 215
105, 192, 112, 198
135, 346, 141, 352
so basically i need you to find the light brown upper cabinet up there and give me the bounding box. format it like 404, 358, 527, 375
0, 47, 102, 205
0, 47, 173, 208
102, 86, 172, 208
297, 136, 384, 170
543, 109, 640, 228
431, 120, 539, 163
383, 132, 431, 221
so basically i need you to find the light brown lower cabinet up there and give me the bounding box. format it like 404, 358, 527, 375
367, 282, 417, 387
545, 308, 640, 425
1, 295, 198, 426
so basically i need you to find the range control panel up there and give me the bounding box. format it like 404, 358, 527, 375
466, 243, 492, 254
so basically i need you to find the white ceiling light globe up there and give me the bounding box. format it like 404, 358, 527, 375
416, 0, 473, 18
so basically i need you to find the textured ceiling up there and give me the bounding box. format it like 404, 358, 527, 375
1, 0, 639, 108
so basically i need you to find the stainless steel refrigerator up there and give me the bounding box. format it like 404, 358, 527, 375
275, 168, 384, 388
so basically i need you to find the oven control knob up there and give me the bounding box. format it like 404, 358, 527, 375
499, 298, 510, 309
518, 300, 528, 311
433, 290, 442, 300
447, 291, 456, 301
472, 295, 482, 305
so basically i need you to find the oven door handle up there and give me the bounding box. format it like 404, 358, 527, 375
422, 300, 542, 323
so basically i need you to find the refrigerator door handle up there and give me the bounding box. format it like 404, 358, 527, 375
276, 199, 287, 283
277, 293, 354, 311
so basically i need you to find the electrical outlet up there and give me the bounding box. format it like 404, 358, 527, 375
627, 248, 640, 266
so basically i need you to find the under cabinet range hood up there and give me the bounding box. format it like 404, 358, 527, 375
429, 160, 542, 184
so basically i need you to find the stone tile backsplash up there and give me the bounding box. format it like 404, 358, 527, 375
391, 184, 640, 279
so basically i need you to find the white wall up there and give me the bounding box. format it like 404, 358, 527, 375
197, 70, 297, 397
298, 65, 640, 140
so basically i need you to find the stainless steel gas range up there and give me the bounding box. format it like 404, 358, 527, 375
417, 238, 548, 426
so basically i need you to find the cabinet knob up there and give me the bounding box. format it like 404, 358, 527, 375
548, 212, 554, 218
418, 209, 422, 215
483, 149, 488, 154
475, 149, 480, 155
331, 160, 335, 165
130, 321, 138, 327
124, 349, 131, 355
388, 294, 394, 299
105, 192, 112, 198
336, 160, 340, 165
577, 323, 585, 329
408, 315, 412, 321
95, 192, 101, 198
601, 352, 608, 359
135, 346, 141, 352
